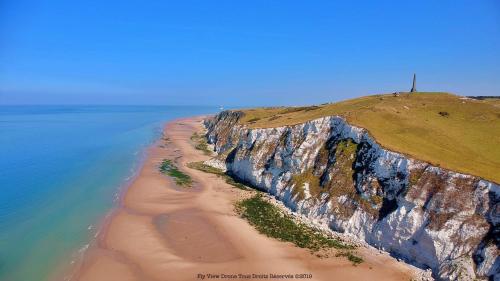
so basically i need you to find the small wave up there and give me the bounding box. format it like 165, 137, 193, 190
78, 244, 89, 254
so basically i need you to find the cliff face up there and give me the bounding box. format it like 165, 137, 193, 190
205, 111, 499, 281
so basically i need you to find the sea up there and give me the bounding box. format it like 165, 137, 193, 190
0, 105, 217, 281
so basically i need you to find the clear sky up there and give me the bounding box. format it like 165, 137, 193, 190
1, 0, 499, 106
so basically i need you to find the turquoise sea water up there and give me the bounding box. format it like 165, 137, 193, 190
0, 105, 216, 281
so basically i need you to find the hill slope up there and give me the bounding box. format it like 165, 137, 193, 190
237, 92, 500, 183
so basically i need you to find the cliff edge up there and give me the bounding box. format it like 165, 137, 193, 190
203, 97, 499, 280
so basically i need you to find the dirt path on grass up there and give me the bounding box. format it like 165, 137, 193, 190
69, 117, 419, 281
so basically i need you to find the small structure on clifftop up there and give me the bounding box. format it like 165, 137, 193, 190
410, 73, 417, 93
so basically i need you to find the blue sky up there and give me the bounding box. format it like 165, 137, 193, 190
1, 0, 499, 106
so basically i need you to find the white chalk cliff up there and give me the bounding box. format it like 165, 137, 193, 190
204, 111, 499, 281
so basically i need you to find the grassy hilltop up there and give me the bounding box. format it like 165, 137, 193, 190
237, 92, 500, 184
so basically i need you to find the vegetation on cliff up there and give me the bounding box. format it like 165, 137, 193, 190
187, 159, 363, 265
236, 194, 362, 264
187, 161, 248, 190
190, 132, 212, 155
206, 100, 499, 279
237, 92, 500, 183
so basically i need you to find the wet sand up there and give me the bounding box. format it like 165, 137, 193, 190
71, 117, 417, 281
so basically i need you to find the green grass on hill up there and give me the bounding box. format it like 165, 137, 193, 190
238, 93, 500, 183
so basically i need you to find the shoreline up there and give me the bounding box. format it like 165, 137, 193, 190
67, 116, 423, 281
58, 116, 208, 281
53, 124, 160, 281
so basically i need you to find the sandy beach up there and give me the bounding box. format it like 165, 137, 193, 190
70, 117, 418, 281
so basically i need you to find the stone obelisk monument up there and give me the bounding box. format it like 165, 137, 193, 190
410, 73, 417, 93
